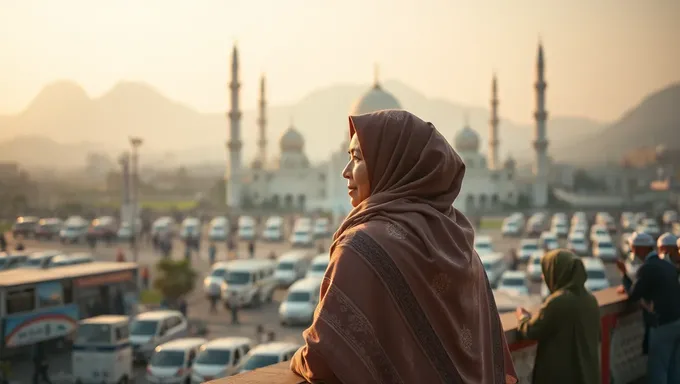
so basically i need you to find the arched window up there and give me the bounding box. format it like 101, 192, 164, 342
271, 194, 280, 208
491, 194, 499, 206
479, 194, 488, 209
297, 194, 306, 211
284, 194, 293, 208
465, 194, 475, 211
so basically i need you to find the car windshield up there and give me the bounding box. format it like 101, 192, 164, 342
294, 231, 308, 237
598, 243, 613, 249
225, 271, 251, 285
14, 222, 35, 229
570, 239, 585, 244
130, 320, 157, 336
587, 270, 606, 280
76, 324, 111, 344
277, 262, 295, 271
475, 243, 491, 250
522, 244, 538, 251
242, 354, 280, 370
150, 350, 185, 367
196, 349, 231, 365
266, 225, 279, 231
502, 278, 525, 287
482, 261, 493, 271
25, 258, 44, 267
287, 292, 311, 302
532, 258, 542, 265
66, 225, 82, 231
211, 268, 227, 278
0, 259, 6, 268
239, 226, 252, 232
311, 263, 328, 272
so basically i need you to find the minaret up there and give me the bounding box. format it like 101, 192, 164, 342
532, 41, 549, 207
488, 74, 500, 170
373, 63, 381, 89
226, 44, 243, 207
257, 74, 267, 165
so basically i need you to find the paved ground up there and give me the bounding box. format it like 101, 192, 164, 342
3, 225, 624, 383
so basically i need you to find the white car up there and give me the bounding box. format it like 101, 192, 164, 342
526, 252, 544, 281
208, 217, 229, 241
551, 221, 569, 238
637, 219, 661, 239
204, 262, 229, 298
278, 277, 322, 326
290, 227, 314, 248
582, 258, 610, 292
130, 310, 189, 362
312, 218, 331, 238
589, 225, 611, 244
191, 337, 254, 383
501, 219, 522, 237
539, 232, 559, 251
480, 253, 507, 287
593, 240, 618, 261
474, 235, 494, 256
306, 254, 330, 279
262, 216, 284, 242
238, 342, 300, 373
237, 216, 256, 241
569, 222, 588, 238
663, 210, 678, 225
146, 338, 206, 384
518, 239, 540, 262
497, 271, 529, 296
567, 235, 589, 255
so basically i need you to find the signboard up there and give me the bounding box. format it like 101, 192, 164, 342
75, 271, 134, 288
3, 304, 79, 347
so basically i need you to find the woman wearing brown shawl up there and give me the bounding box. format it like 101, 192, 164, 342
290, 110, 518, 384
516, 249, 600, 384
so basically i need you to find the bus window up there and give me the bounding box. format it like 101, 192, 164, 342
115, 325, 130, 341
7, 288, 36, 314
63, 281, 73, 304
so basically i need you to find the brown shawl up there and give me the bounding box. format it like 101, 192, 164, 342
290, 109, 517, 384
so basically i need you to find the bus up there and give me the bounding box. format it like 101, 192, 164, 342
0, 262, 139, 353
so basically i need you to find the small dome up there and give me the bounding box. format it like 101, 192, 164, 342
280, 124, 304, 153
350, 66, 401, 115
454, 125, 480, 152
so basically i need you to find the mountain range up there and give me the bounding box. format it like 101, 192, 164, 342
0, 79, 677, 169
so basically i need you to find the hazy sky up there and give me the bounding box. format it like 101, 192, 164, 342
1, 0, 678, 123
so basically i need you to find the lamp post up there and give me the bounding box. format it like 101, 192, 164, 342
129, 137, 143, 265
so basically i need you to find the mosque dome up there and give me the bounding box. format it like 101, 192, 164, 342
280, 123, 304, 153
454, 124, 480, 153
350, 65, 401, 115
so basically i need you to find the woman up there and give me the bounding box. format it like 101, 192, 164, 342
516, 249, 600, 384
290, 110, 517, 384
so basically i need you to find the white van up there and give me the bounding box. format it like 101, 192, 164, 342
191, 337, 254, 383
209, 216, 229, 241
238, 216, 256, 241
60, 217, 89, 244
290, 226, 314, 248
474, 235, 494, 256
146, 338, 206, 384
279, 277, 323, 326
22, 250, 64, 269
306, 254, 330, 279
238, 342, 300, 373
275, 250, 313, 287
130, 310, 189, 362
204, 262, 229, 298
262, 216, 284, 242
312, 218, 331, 238
72, 315, 132, 384
180, 217, 202, 240
479, 253, 506, 287
152, 217, 177, 239
220, 259, 277, 307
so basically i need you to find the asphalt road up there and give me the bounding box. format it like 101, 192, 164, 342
4, 226, 624, 383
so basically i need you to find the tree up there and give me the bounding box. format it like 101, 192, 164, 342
153, 259, 198, 304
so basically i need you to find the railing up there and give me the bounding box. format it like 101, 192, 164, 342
210, 287, 645, 384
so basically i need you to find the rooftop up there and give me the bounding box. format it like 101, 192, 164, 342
0, 261, 137, 287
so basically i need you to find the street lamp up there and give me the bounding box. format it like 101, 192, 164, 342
129, 137, 143, 265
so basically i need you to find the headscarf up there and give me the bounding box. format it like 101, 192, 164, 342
541, 249, 587, 294
307, 110, 518, 383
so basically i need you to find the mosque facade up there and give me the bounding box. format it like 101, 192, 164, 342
225, 42, 551, 215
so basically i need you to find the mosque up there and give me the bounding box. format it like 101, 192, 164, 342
224, 42, 551, 217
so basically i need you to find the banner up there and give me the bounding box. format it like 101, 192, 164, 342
3, 304, 79, 347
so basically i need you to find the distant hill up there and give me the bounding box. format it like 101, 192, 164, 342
552, 83, 680, 165
0, 79, 605, 168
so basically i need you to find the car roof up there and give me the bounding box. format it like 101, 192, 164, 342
520, 239, 539, 246
581, 258, 605, 270
311, 254, 329, 264
226, 259, 275, 271
135, 310, 184, 321
278, 250, 312, 262
475, 235, 492, 243
158, 338, 207, 351
211, 262, 231, 270
289, 277, 323, 292
28, 250, 63, 259
529, 251, 544, 261
479, 253, 503, 263
202, 337, 253, 349
249, 342, 300, 355
502, 270, 527, 279
266, 216, 283, 223
81, 315, 129, 325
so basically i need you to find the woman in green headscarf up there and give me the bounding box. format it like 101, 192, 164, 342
515, 249, 601, 384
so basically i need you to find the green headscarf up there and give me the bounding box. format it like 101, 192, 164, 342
541, 249, 587, 294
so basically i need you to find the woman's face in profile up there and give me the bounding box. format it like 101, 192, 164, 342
342, 134, 370, 207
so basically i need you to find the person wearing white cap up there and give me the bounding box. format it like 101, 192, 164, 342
615, 231, 680, 383
657, 232, 680, 271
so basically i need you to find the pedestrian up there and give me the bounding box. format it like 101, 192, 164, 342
141, 266, 150, 290
268, 251, 276, 261
0, 231, 6, 252
255, 325, 265, 343
509, 248, 519, 271
616, 231, 680, 383
32, 342, 51, 384
14, 241, 24, 251
208, 242, 217, 265
208, 293, 218, 314
267, 330, 276, 342
116, 248, 126, 263
179, 297, 188, 317
657, 233, 680, 271
184, 245, 191, 261
516, 249, 600, 384
229, 292, 240, 325
248, 240, 255, 259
